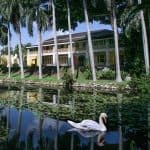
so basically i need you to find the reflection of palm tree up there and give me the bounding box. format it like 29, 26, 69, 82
117, 93, 123, 150
6, 107, 10, 135
17, 86, 24, 137
38, 117, 44, 148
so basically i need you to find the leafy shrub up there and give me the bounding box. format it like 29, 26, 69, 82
26, 64, 38, 75
62, 72, 75, 90
121, 71, 129, 80
124, 57, 145, 77
42, 66, 57, 75
0, 64, 7, 73
129, 75, 150, 94
82, 66, 92, 80
11, 63, 20, 72
96, 69, 115, 80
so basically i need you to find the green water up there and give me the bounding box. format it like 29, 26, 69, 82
0, 85, 149, 150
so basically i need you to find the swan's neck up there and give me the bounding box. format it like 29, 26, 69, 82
99, 116, 107, 131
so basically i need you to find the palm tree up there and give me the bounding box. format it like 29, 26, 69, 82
0, 19, 8, 47
10, 0, 25, 79
0, 0, 14, 78
120, 0, 150, 75
66, 0, 75, 76
51, 0, 60, 80
138, 0, 149, 75
83, 0, 96, 81
104, 0, 122, 82
27, 0, 49, 79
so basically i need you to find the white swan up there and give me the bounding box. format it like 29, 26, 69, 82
67, 113, 107, 132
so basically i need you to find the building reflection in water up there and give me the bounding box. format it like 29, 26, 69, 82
0, 86, 148, 150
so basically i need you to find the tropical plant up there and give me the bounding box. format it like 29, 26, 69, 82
51, 0, 60, 80
27, 0, 50, 79
82, 0, 96, 81
0, 20, 7, 46
104, 0, 122, 82
10, 0, 25, 79
66, 0, 75, 76
129, 74, 150, 94
0, 1, 12, 78
120, 0, 150, 75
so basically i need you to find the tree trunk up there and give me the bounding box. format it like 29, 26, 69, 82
83, 0, 96, 81
138, 0, 149, 75
7, 23, 11, 78
38, 30, 43, 79
113, 7, 122, 82
18, 27, 24, 79
52, 0, 60, 80
67, 0, 75, 76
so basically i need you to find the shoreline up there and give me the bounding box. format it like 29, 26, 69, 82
0, 78, 131, 93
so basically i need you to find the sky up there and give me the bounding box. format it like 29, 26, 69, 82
9, 21, 112, 49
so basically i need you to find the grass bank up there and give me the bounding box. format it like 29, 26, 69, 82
0, 72, 130, 92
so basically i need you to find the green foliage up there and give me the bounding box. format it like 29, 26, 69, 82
82, 66, 92, 80
96, 69, 115, 80
125, 56, 145, 77
11, 63, 20, 72
0, 64, 7, 73
26, 64, 38, 75
62, 72, 75, 90
121, 71, 128, 80
121, 31, 145, 76
129, 75, 150, 94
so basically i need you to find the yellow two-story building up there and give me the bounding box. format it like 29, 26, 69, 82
26, 29, 124, 68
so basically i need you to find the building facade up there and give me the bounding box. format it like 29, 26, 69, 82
26, 29, 124, 68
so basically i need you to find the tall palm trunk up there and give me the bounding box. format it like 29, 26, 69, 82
112, 7, 122, 82
52, 0, 60, 80
7, 23, 11, 78
83, 0, 96, 81
38, 30, 43, 79
18, 27, 24, 79
66, 0, 75, 76
138, 0, 149, 75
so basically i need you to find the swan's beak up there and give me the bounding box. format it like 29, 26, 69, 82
102, 116, 107, 124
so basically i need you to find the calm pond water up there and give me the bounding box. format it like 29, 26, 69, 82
0, 84, 149, 150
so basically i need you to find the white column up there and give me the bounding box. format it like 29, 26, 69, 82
106, 49, 110, 67
68, 44, 71, 66
105, 40, 110, 67
52, 46, 56, 65
85, 42, 89, 64
27, 49, 30, 66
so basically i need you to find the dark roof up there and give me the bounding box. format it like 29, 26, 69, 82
43, 29, 114, 45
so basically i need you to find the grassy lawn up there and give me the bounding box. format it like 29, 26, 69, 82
0, 72, 128, 87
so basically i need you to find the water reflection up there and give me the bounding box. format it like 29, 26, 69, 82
0, 85, 149, 150
1, 107, 108, 150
